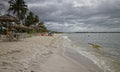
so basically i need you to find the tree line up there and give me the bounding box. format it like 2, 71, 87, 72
7, 0, 47, 33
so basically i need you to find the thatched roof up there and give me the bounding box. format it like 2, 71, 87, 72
0, 14, 18, 22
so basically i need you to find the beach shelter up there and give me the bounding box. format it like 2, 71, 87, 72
0, 14, 17, 22
0, 14, 18, 41
0, 14, 18, 32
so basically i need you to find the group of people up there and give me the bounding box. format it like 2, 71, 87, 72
41, 32, 53, 36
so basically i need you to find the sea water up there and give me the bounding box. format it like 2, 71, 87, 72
63, 33, 120, 72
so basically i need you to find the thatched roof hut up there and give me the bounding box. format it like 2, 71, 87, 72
0, 14, 18, 34
0, 14, 18, 22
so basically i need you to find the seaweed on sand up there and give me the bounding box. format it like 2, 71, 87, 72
88, 43, 102, 50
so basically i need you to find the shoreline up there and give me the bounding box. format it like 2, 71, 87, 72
63, 47, 104, 72
39, 34, 89, 72
0, 34, 104, 72
62, 35, 104, 72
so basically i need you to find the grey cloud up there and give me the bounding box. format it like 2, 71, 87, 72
2, 0, 120, 32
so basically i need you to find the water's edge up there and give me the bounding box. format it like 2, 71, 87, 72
62, 36, 104, 72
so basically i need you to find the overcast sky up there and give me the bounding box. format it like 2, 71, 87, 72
1, 0, 120, 32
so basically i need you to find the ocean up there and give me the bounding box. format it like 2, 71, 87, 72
63, 33, 120, 72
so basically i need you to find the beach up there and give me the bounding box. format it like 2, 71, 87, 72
0, 34, 103, 72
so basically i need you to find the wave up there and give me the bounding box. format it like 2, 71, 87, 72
62, 35, 116, 72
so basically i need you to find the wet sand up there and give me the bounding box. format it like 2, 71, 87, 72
64, 47, 103, 72
0, 34, 103, 72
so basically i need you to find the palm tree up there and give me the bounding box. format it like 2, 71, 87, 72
24, 12, 35, 26
8, 0, 28, 22
34, 15, 39, 23
38, 22, 48, 32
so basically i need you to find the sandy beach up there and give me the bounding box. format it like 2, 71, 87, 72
0, 34, 103, 72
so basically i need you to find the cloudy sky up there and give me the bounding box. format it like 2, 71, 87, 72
1, 0, 120, 32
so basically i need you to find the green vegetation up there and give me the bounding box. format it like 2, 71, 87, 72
8, 0, 28, 22
4, 0, 48, 34
24, 12, 36, 26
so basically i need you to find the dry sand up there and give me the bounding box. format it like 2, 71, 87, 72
0, 34, 103, 72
